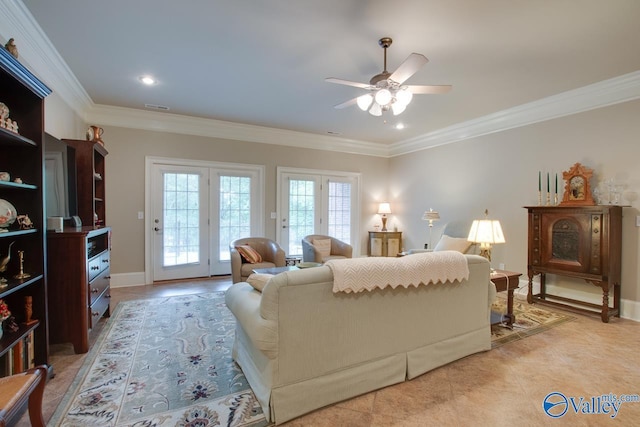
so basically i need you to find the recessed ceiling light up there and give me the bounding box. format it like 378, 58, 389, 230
395, 123, 405, 130
139, 75, 157, 85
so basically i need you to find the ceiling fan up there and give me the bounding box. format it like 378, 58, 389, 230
326, 37, 452, 116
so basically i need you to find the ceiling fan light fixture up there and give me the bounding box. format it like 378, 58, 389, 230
357, 94, 373, 111
392, 102, 406, 116
369, 102, 382, 116
374, 88, 392, 106
396, 87, 413, 106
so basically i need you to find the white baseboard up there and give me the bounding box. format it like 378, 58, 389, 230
111, 272, 146, 288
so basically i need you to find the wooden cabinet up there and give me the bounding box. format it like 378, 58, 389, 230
47, 227, 111, 353
0, 47, 51, 375
62, 139, 108, 227
525, 205, 622, 322
368, 231, 402, 257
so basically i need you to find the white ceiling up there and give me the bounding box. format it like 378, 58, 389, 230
10, 0, 640, 151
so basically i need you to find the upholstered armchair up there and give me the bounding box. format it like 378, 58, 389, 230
302, 234, 353, 263
230, 237, 286, 283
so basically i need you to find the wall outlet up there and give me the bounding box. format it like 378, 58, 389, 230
138, 211, 144, 220
270, 212, 277, 219
636, 215, 640, 227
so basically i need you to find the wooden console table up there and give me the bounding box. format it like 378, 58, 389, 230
525, 205, 622, 323
368, 231, 402, 257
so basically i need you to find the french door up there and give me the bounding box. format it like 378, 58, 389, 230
278, 168, 360, 256
147, 158, 264, 282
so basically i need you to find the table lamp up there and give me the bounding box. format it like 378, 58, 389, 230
378, 202, 391, 231
467, 209, 505, 261
421, 208, 440, 249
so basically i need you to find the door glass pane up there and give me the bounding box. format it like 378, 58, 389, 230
163, 173, 200, 266
219, 175, 252, 261
288, 179, 315, 255
327, 180, 352, 244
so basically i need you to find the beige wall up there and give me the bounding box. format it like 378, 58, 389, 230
102, 126, 389, 275
389, 99, 640, 305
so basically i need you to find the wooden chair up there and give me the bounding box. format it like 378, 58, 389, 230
0, 365, 47, 427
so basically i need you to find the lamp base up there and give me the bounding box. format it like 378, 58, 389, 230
479, 248, 491, 261
381, 216, 388, 232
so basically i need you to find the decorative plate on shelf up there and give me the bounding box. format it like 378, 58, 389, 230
0, 199, 17, 231
298, 262, 322, 269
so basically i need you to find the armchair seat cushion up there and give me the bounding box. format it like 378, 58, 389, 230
240, 262, 276, 278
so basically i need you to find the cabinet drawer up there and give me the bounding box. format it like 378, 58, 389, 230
88, 255, 102, 281
89, 269, 110, 306
90, 291, 110, 330
88, 250, 110, 281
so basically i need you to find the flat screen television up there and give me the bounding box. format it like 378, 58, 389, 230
44, 133, 77, 219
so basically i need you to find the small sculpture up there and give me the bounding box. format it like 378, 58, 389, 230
23, 295, 37, 326
4, 38, 18, 59
0, 241, 14, 285
17, 214, 34, 229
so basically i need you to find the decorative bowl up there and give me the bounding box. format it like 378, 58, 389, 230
0, 199, 17, 231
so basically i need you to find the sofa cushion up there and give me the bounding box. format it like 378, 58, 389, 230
434, 235, 472, 253
246, 273, 274, 292
313, 239, 332, 258
236, 245, 263, 263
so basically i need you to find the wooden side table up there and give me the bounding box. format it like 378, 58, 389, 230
490, 270, 522, 328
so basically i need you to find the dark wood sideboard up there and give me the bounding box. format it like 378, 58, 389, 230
525, 205, 622, 322
47, 227, 111, 353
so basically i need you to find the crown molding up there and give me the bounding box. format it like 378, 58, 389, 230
389, 70, 640, 157
4, 0, 639, 159
87, 104, 390, 157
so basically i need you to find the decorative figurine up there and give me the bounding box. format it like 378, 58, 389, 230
17, 214, 34, 229
0, 241, 14, 286
0, 102, 8, 127
4, 38, 18, 59
0, 172, 9, 181
23, 295, 37, 326
86, 125, 105, 145
14, 250, 30, 280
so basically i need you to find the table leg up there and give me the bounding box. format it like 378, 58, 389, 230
505, 288, 515, 327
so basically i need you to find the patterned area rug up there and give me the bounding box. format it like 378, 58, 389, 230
491, 296, 575, 348
50, 292, 268, 427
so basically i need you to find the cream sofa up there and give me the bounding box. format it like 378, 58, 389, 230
225, 254, 494, 424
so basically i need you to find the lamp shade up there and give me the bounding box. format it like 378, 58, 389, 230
377, 202, 391, 215
422, 210, 440, 221
467, 219, 505, 245
357, 94, 373, 111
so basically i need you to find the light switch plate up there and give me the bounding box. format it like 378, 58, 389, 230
636, 215, 640, 227
138, 211, 144, 220
270, 212, 277, 219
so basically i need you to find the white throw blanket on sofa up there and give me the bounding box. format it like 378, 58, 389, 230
326, 251, 470, 293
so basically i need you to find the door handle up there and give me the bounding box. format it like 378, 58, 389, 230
154, 227, 162, 232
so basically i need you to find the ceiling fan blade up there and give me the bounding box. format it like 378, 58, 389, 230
389, 53, 428, 84
325, 77, 371, 89
406, 84, 453, 94
333, 97, 359, 109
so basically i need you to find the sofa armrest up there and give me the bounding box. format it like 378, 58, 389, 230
225, 282, 278, 358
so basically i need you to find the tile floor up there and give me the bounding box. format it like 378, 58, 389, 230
19, 277, 640, 426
